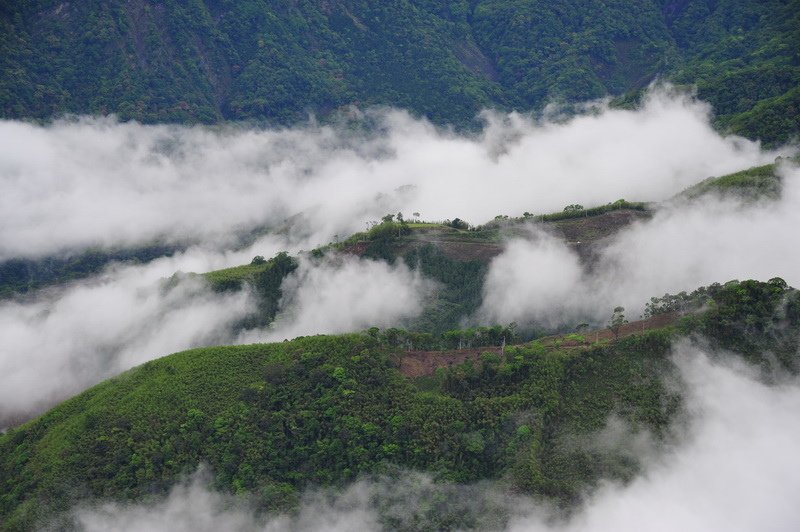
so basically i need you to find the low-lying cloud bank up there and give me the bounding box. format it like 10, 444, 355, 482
240, 254, 434, 343
0, 248, 436, 426
0, 253, 255, 428
0, 88, 776, 262
71, 344, 800, 531
1, 89, 795, 425
480, 164, 800, 327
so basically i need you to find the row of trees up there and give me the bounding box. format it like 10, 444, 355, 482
365, 323, 518, 351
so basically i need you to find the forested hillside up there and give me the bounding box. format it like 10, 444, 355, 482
1, 0, 798, 142
1, 279, 797, 530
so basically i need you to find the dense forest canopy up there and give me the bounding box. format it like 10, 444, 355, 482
1, 0, 799, 142
1, 279, 798, 529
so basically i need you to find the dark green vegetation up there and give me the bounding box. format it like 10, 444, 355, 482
1, 1, 798, 143
645, 277, 800, 372
1, 279, 797, 530
0, 245, 177, 299
203, 251, 298, 329
403, 244, 488, 334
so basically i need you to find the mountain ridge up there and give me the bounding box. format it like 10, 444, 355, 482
1, 277, 797, 530
2, 0, 798, 142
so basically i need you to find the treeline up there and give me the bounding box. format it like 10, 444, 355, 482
0, 244, 178, 298
365, 323, 518, 352
527, 199, 648, 223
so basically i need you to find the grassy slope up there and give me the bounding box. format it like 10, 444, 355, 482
1, 280, 797, 530
675, 162, 782, 201
201, 261, 272, 291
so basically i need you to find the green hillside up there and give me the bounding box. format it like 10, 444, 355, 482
200, 204, 650, 336
675, 162, 782, 201
1, 278, 797, 529
0, 158, 779, 303
1, 0, 798, 142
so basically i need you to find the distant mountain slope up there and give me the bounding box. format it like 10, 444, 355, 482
1, 1, 798, 142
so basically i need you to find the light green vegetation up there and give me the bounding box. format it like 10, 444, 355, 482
676, 163, 782, 201
1, 279, 797, 530
523, 200, 649, 223
202, 261, 272, 291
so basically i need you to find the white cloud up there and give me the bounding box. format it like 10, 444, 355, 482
241, 254, 433, 342
0, 89, 778, 262
0, 255, 255, 428
479, 229, 587, 327
479, 164, 800, 327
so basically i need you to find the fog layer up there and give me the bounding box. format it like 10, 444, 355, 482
0, 89, 774, 261
241, 255, 433, 342
480, 165, 800, 327
0, 255, 254, 427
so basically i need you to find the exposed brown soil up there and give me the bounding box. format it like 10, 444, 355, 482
399, 346, 503, 378
398, 311, 681, 378
547, 209, 651, 244
403, 239, 504, 262
343, 209, 649, 264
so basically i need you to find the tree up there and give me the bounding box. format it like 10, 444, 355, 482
609, 306, 627, 341
450, 218, 469, 230
251, 255, 266, 265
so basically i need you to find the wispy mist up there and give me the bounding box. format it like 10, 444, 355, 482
0, 254, 255, 428
0, 89, 775, 262
479, 164, 800, 327
69, 345, 800, 531
240, 254, 433, 343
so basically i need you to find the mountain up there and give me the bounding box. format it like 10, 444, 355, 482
2, 5, 800, 528
1, 278, 797, 530
0, 157, 786, 328
1, 1, 798, 142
